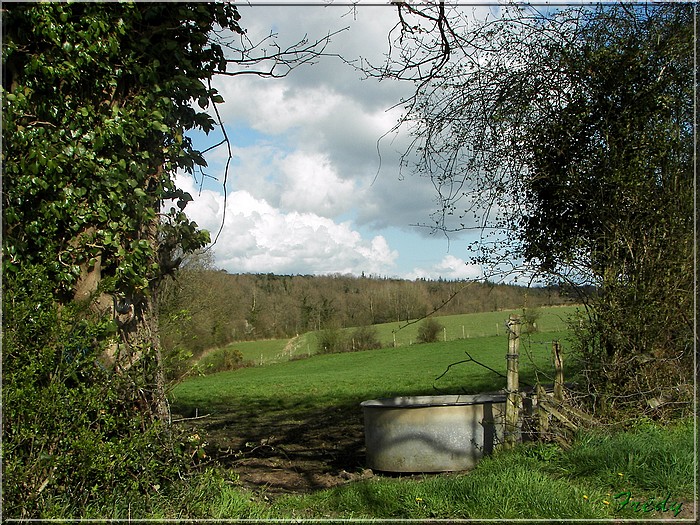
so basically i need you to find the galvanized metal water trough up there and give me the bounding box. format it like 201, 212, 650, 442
360, 394, 506, 473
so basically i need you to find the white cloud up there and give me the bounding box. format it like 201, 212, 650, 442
214, 79, 345, 135
176, 173, 398, 275
177, 5, 499, 278
198, 143, 363, 218
192, 5, 442, 233
278, 151, 357, 217
407, 255, 483, 281
171, 177, 223, 234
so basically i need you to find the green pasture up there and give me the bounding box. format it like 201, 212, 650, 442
219, 338, 292, 366
167, 304, 693, 520
375, 305, 580, 347
172, 330, 570, 417
165, 359, 693, 521
217, 305, 582, 367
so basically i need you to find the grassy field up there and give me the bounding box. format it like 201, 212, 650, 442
216, 337, 292, 366
373, 304, 580, 347
268, 419, 694, 520
172, 330, 570, 417
164, 305, 695, 521
216, 304, 582, 367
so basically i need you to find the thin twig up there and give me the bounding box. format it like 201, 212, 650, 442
206, 77, 232, 248
394, 281, 473, 333
171, 413, 211, 423
435, 350, 534, 388
435, 350, 508, 383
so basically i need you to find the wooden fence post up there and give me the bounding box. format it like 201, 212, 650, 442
536, 383, 549, 435
504, 314, 521, 449
552, 340, 564, 403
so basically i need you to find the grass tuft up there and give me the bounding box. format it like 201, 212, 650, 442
547, 418, 694, 498
269, 417, 693, 520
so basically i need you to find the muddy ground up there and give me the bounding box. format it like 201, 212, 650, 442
173, 401, 375, 496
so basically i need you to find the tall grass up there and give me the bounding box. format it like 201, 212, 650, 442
268, 417, 693, 520
550, 417, 694, 498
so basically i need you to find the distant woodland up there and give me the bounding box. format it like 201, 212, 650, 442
158, 263, 576, 358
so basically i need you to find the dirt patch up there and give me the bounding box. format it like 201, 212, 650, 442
173, 402, 372, 496
668, 500, 695, 521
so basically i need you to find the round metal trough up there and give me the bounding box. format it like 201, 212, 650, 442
360, 394, 506, 473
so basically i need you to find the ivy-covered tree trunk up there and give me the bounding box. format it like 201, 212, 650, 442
122, 207, 170, 423
2, 1, 346, 515
2, 3, 243, 515
2, 3, 246, 424
122, 284, 170, 423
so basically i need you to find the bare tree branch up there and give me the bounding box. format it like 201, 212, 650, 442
215, 27, 350, 79
198, 22, 350, 249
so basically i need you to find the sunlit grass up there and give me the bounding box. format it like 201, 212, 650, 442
171, 330, 568, 418
549, 417, 694, 498
210, 305, 582, 368
266, 417, 693, 520
216, 338, 290, 365
373, 305, 581, 347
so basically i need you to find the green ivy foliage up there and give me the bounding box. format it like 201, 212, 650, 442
2, 2, 242, 297
518, 4, 694, 414
2, 3, 244, 516
2, 265, 189, 517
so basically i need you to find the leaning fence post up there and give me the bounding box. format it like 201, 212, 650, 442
504, 314, 521, 449
552, 340, 564, 403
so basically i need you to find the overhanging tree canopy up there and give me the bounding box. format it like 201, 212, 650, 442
3, 0, 342, 416
372, 1, 694, 415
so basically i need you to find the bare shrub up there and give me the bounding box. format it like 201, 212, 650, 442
416, 318, 443, 344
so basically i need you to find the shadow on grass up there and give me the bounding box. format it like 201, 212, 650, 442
169, 350, 567, 497
172, 396, 367, 495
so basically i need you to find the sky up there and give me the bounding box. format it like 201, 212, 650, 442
177, 1, 501, 280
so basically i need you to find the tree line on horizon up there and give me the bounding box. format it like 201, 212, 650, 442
158, 264, 577, 360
